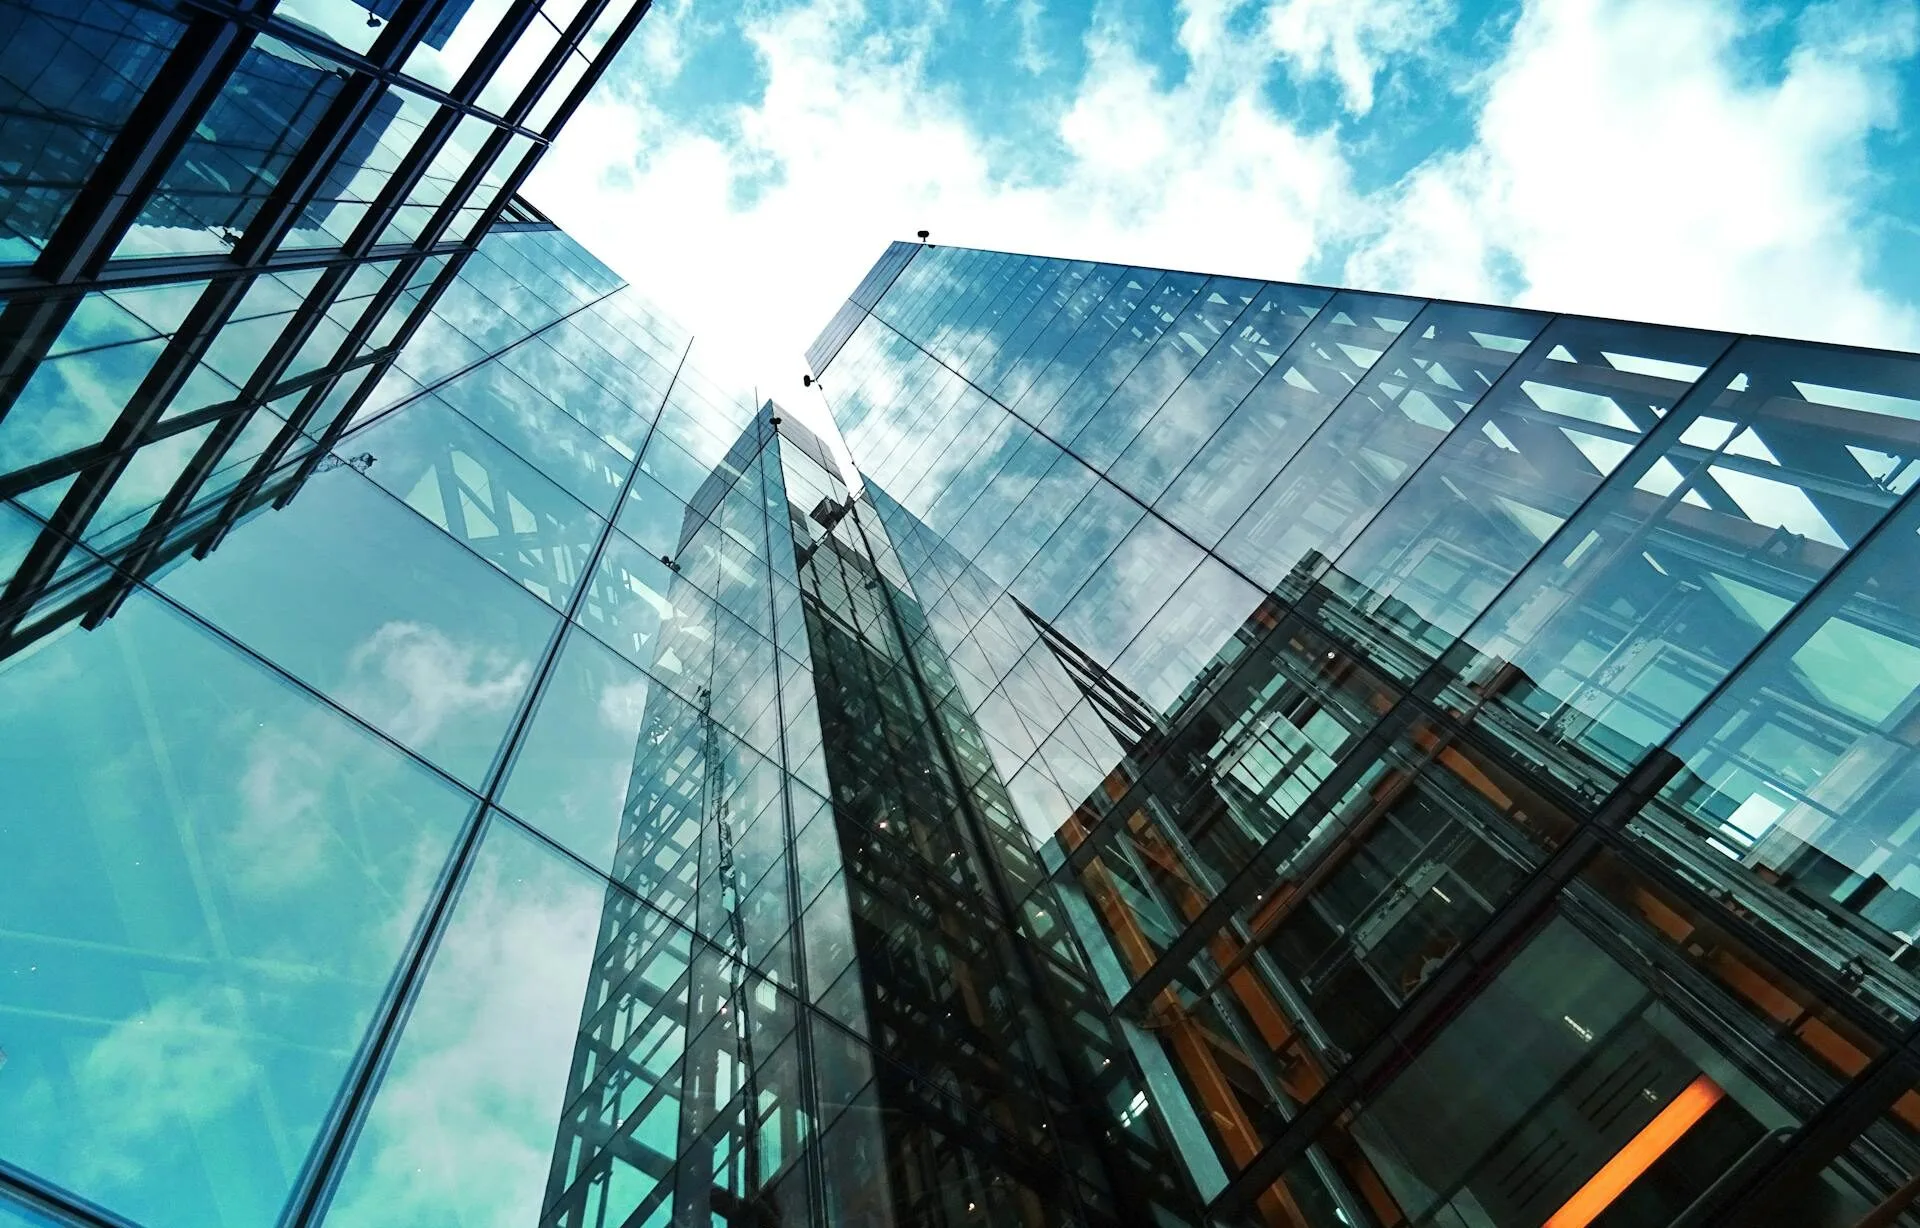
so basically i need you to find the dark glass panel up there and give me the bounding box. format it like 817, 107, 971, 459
0, 0, 181, 263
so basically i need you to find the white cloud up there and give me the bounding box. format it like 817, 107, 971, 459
73, 991, 261, 1186
992, 0, 1053, 74
1183, 0, 1453, 115
321, 831, 608, 1228
342, 620, 535, 748
529, 0, 1355, 446
529, 0, 1920, 470
1345, 0, 1920, 350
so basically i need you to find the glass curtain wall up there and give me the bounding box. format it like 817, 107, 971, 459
776, 421, 1215, 1227
0, 208, 852, 1228
806, 240, 1920, 1228
0, 0, 651, 654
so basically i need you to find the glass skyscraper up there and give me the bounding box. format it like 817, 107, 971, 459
801, 243, 1920, 1228
4, 2, 1920, 1226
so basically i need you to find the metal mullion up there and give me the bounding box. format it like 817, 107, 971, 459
1691, 1032, 1920, 1226
337, 102, 468, 256
547, 0, 655, 130
1210, 480, 1920, 1214
0, 15, 259, 426
90, 264, 369, 621
414, 123, 519, 247
31, 11, 258, 285
0, 238, 463, 304
0, 1157, 139, 1228
195, 251, 439, 551
498, 0, 613, 126
0, 395, 258, 503
286, 259, 625, 489
147, 0, 566, 140
1208, 748, 1685, 1218
446, 0, 548, 105
286, 330, 692, 1227
0, 275, 258, 636
229, 70, 393, 266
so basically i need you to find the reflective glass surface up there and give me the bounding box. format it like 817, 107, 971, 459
802, 241, 1920, 1228
0, 591, 472, 1228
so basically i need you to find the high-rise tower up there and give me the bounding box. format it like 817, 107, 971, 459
801, 241, 1920, 1228
6, 3, 1920, 1224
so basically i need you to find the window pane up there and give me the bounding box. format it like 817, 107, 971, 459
319, 818, 680, 1228
1319, 314, 1721, 679
354, 396, 604, 608
1204, 297, 1514, 583
1448, 337, 1920, 797
0, 0, 182, 262
156, 469, 556, 785
0, 592, 471, 1228
1108, 281, 1333, 503
1635, 493, 1920, 1023
499, 628, 673, 871
115, 38, 345, 258
421, 369, 629, 516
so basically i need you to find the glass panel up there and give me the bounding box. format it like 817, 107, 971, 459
0, 337, 163, 475
1349, 915, 1805, 1228
319, 818, 683, 1228
499, 628, 672, 871
271, 0, 388, 56
1181, 298, 1500, 587
1110, 552, 1265, 715
0, 591, 471, 1228
81, 422, 216, 552
156, 468, 556, 785
617, 471, 697, 561
0, 0, 182, 262
1068, 275, 1263, 472
969, 446, 1090, 593
1052, 510, 1204, 668
1319, 315, 1723, 679
1043, 272, 1206, 450
419, 368, 629, 516
1012, 267, 1162, 421
1448, 337, 1920, 797
475, 10, 560, 116
115, 37, 345, 258
401, 0, 516, 92
494, 328, 658, 457
1108, 281, 1333, 503
576, 527, 676, 666
355, 396, 603, 608
525, 48, 589, 131
1634, 491, 1920, 1024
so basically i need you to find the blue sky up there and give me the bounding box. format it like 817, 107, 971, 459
526, 0, 1920, 429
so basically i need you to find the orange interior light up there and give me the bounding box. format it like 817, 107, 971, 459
1544, 1073, 1725, 1228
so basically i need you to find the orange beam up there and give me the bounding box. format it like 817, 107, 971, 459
1544, 1074, 1724, 1228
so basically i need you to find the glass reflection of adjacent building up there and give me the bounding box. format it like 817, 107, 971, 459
537, 409, 1215, 1227
9, 0, 1920, 1223
806, 241, 1920, 1228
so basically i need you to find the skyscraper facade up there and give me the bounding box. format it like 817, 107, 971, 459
1, 2, 866, 1227
802, 242, 1920, 1228
6, 1, 1920, 1225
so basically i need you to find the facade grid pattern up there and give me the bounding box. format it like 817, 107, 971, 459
804, 239, 1920, 1228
